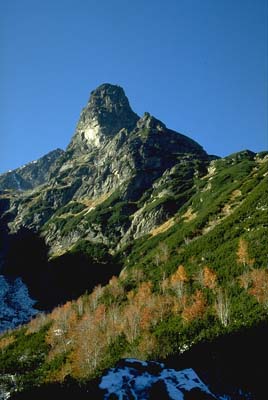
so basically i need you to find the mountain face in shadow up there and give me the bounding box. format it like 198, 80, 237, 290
2, 227, 121, 312
7, 324, 268, 400
0, 83, 212, 327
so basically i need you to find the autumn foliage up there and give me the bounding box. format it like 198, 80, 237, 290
40, 262, 228, 378
13, 238, 265, 382
203, 266, 217, 289
182, 290, 206, 323
240, 268, 268, 307
237, 238, 254, 269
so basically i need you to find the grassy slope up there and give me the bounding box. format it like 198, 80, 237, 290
1, 151, 268, 396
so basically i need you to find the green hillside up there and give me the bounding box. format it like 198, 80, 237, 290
1, 150, 267, 398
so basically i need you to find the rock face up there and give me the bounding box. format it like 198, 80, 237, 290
0, 83, 210, 255
68, 83, 139, 153
0, 149, 64, 191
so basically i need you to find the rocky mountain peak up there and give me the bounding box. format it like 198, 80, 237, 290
68, 83, 139, 153
137, 112, 166, 131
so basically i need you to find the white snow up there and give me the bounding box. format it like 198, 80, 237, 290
124, 358, 150, 367
99, 358, 216, 399
161, 367, 211, 393
164, 380, 184, 400
83, 124, 101, 147
0, 275, 38, 332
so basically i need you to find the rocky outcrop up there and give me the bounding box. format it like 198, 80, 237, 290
0, 149, 64, 191
67, 83, 139, 154
0, 83, 210, 255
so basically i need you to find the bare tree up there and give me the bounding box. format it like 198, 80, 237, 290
158, 242, 170, 264
215, 288, 230, 327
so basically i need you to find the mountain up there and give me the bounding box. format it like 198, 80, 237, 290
0, 149, 64, 192
0, 83, 267, 399
0, 84, 209, 253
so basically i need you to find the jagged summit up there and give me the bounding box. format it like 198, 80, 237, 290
0, 83, 210, 252
68, 83, 139, 153
136, 112, 166, 131
67, 83, 207, 158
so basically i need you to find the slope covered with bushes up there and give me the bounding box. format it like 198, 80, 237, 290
1, 151, 267, 398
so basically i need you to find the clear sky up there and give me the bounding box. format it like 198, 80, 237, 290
0, 0, 267, 173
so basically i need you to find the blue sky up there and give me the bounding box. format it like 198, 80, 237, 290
0, 0, 267, 173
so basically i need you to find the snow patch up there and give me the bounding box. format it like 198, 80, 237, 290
99, 358, 216, 399
0, 276, 38, 332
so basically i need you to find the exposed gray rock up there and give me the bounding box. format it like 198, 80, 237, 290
67, 83, 139, 154
0, 149, 64, 191
0, 83, 210, 255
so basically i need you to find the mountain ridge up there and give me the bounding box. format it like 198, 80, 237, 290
0, 83, 267, 399
0, 149, 64, 192
0, 84, 211, 257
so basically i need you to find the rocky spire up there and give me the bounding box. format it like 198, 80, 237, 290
68, 84, 139, 153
